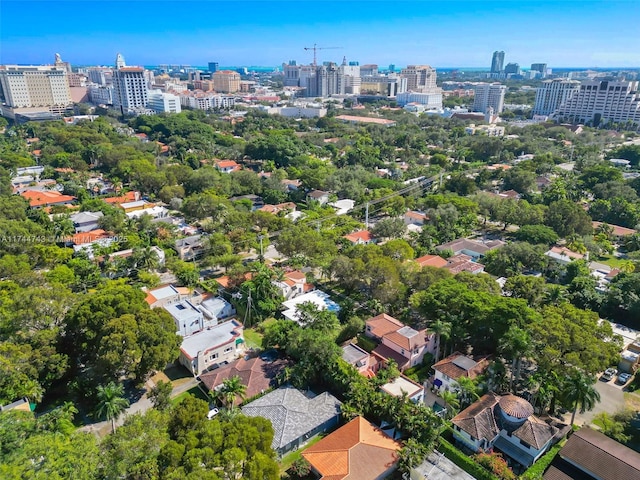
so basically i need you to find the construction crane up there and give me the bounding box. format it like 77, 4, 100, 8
303, 44, 342, 67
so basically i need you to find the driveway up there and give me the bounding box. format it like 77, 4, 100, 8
562, 380, 625, 426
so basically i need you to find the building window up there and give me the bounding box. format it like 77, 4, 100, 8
224, 347, 232, 353
210, 353, 218, 360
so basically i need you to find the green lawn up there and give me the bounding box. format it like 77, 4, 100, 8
279, 434, 326, 475
244, 328, 263, 349
171, 385, 210, 405
596, 254, 629, 269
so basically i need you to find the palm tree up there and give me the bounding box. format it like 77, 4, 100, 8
95, 382, 129, 434
562, 370, 601, 426
619, 260, 636, 274
430, 319, 452, 363
217, 376, 247, 411
440, 390, 460, 419
455, 376, 480, 409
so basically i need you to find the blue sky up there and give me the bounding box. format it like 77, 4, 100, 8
1, 0, 639, 68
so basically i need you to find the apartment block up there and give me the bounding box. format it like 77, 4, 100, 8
533, 79, 581, 116
473, 82, 507, 114
213, 70, 241, 93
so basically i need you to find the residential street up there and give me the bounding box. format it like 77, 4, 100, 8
561, 380, 626, 426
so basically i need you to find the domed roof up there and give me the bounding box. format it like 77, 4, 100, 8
499, 394, 534, 419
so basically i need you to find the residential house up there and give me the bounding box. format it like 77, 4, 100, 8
281, 179, 302, 191
452, 393, 568, 468
144, 284, 183, 308
545, 246, 585, 265
174, 234, 205, 261
178, 319, 245, 376
199, 356, 288, 404
431, 352, 491, 393
126, 204, 169, 219
69, 211, 104, 233
231, 194, 264, 211
105, 246, 165, 267
307, 190, 330, 205
215, 160, 240, 173
241, 385, 341, 457
436, 238, 505, 260
542, 427, 640, 480
341, 343, 382, 378
365, 313, 435, 372
381, 375, 424, 403
415, 254, 448, 269
258, 202, 297, 215
329, 199, 355, 215
344, 230, 374, 245
444, 254, 485, 274
164, 294, 235, 337
103, 191, 141, 205
20, 190, 76, 209
281, 290, 340, 323
0, 397, 32, 413
70, 229, 114, 257
302, 416, 402, 480
273, 270, 310, 300
404, 210, 428, 227
592, 221, 636, 240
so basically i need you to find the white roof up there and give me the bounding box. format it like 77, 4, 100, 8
200, 296, 231, 318
120, 200, 147, 209
381, 376, 423, 398
126, 205, 168, 218
148, 285, 180, 301
164, 300, 202, 324
180, 320, 242, 359
281, 290, 340, 322
329, 199, 355, 214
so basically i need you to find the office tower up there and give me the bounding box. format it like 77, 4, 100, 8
360, 64, 378, 76
533, 78, 580, 116
388, 64, 395, 73
360, 76, 407, 96
400, 65, 437, 92
147, 91, 181, 113
282, 63, 301, 86
554, 80, 640, 127
504, 63, 521, 75
531, 63, 547, 75
491, 51, 505, 73
208, 62, 219, 73
213, 70, 241, 93
112, 54, 148, 111
88, 85, 114, 105
472, 83, 507, 113
339, 61, 361, 94
87, 68, 110, 86
0, 64, 72, 118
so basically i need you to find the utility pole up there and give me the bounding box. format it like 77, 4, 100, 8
258, 234, 264, 259
365, 202, 370, 230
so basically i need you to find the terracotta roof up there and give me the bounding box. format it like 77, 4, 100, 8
302, 416, 401, 480
543, 427, 640, 480
384, 326, 429, 351
104, 191, 139, 204
592, 221, 636, 237
499, 394, 534, 419
512, 415, 558, 450
436, 238, 504, 255
452, 392, 501, 441
405, 211, 427, 220
445, 254, 485, 274
365, 314, 404, 339
372, 343, 410, 367
70, 229, 110, 245
432, 352, 490, 381
344, 230, 373, 243
285, 270, 306, 282
216, 160, 239, 168
335, 114, 396, 126
415, 255, 448, 268
20, 190, 76, 207
548, 246, 584, 260
199, 357, 288, 405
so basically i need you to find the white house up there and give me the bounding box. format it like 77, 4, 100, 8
381, 375, 424, 403
178, 320, 245, 376
431, 352, 491, 393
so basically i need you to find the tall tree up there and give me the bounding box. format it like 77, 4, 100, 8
95, 382, 130, 434
562, 370, 601, 426
217, 375, 247, 410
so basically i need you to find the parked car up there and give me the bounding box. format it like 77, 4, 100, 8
207, 408, 220, 419
601, 368, 618, 381
617, 373, 633, 385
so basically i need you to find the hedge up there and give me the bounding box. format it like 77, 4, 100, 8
437, 437, 499, 480
519, 443, 563, 480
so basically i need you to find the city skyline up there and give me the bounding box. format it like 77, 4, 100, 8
2, 0, 640, 68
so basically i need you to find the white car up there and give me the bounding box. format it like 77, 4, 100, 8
207, 408, 220, 419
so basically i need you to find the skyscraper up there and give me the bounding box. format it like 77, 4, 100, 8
491, 51, 505, 73
208, 62, 219, 73
473, 83, 507, 114
504, 63, 521, 75
112, 54, 148, 112
531, 63, 547, 75
533, 79, 580, 116
213, 70, 241, 93
400, 65, 437, 92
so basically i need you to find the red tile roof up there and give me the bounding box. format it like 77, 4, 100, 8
365, 313, 404, 339
415, 254, 448, 268
104, 191, 139, 204
302, 416, 401, 480
433, 352, 490, 381
216, 160, 240, 169
70, 229, 110, 245
592, 221, 636, 237
20, 190, 76, 208
344, 230, 373, 243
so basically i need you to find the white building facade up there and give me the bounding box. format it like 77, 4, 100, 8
533, 79, 581, 116
147, 91, 181, 113
473, 83, 507, 114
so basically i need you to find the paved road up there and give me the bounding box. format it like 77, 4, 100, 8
561, 380, 625, 426
79, 376, 199, 437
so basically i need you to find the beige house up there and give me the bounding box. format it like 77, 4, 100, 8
178, 320, 245, 376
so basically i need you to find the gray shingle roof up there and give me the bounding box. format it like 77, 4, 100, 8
241, 386, 341, 451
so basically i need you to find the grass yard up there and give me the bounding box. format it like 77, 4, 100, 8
596, 254, 629, 269
279, 434, 326, 475
171, 385, 210, 405
243, 328, 264, 349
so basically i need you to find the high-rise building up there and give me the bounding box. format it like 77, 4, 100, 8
360, 64, 378, 77
553, 80, 640, 127
213, 70, 241, 93
208, 62, 219, 73
472, 82, 507, 114
0, 64, 73, 118
533, 79, 580, 116
531, 63, 547, 76
147, 91, 181, 113
388, 64, 395, 73
491, 51, 505, 73
112, 54, 149, 112
504, 63, 521, 75
87, 68, 111, 86
88, 85, 114, 105
282, 63, 301, 87
400, 65, 437, 91
54, 53, 72, 73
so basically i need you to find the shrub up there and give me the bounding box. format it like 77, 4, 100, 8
289, 457, 311, 478
520, 443, 563, 480
474, 452, 516, 480
437, 437, 499, 480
